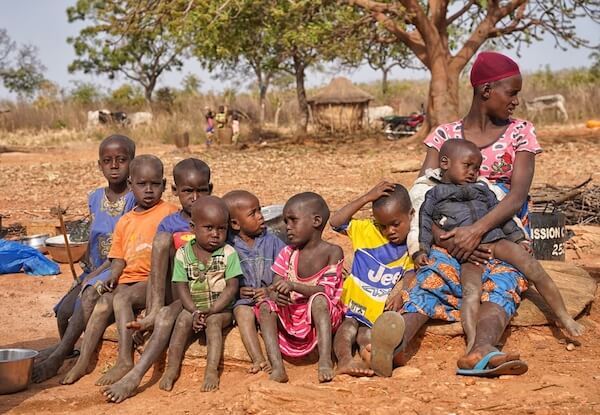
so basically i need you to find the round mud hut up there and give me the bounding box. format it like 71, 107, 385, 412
308, 77, 373, 132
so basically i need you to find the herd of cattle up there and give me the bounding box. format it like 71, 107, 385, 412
86, 109, 153, 129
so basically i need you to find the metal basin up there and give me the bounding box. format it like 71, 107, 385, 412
262, 204, 287, 243
45, 235, 88, 263
15, 234, 50, 254
0, 349, 38, 394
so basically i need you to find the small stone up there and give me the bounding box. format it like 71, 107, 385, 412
392, 366, 422, 379
499, 375, 517, 380
459, 392, 468, 399
420, 395, 432, 403
478, 386, 493, 394
566, 343, 576, 351
464, 378, 476, 386
593, 375, 600, 380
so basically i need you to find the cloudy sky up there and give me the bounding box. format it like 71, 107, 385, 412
1, 1, 598, 99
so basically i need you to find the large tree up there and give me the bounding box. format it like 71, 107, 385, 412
67, 0, 187, 102
0, 29, 46, 100
344, 0, 600, 132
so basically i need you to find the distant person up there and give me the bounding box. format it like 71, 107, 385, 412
214, 105, 227, 145
204, 107, 215, 147
231, 113, 240, 145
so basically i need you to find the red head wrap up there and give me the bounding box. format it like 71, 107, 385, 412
470, 52, 521, 87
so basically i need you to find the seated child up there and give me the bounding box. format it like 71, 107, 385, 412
331, 182, 415, 377
414, 140, 584, 350
222, 190, 286, 375
255, 192, 345, 383
33, 134, 136, 383
61, 155, 178, 385
102, 158, 213, 403
159, 196, 242, 392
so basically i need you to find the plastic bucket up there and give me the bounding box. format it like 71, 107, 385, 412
529, 209, 566, 261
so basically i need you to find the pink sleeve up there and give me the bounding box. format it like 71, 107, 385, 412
512, 120, 542, 154
423, 126, 446, 151
317, 261, 344, 300
271, 245, 292, 278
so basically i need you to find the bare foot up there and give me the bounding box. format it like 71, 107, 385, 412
61, 362, 88, 385
318, 365, 335, 383
269, 366, 288, 383
102, 376, 140, 403
201, 367, 219, 392
249, 360, 272, 374
336, 358, 375, 377
359, 344, 371, 365
159, 368, 180, 391
561, 318, 585, 337
95, 363, 133, 386
457, 345, 521, 370
32, 356, 63, 383
35, 345, 58, 363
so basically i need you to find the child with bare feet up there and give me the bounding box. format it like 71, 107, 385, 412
222, 190, 286, 375
331, 182, 415, 377
102, 159, 213, 403
61, 155, 178, 385
255, 192, 345, 383
158, 196, 242, 392
414, 139, 584, 351
32, 135, 136, 383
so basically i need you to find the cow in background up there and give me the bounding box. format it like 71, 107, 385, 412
524, 94, 568, 121
128, 111, 153, 127
364, 105, 394, 128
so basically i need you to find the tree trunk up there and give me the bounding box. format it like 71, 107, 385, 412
292, 54, 309, 134
425, 54, 461, 132
381, 67, 389, 96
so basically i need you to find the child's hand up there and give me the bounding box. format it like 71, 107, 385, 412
239, 287, 255, 299
192, 310, 206, 333
519, 240, 533, 255
268, 288, 292, 306
102, 276, 119, 293
414, 252, 431, 269
365, 181, 396, 202
253, 287, 269, 302
273, 279, 293, 295
384, 292, 404, 312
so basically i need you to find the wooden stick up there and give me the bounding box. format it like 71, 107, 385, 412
56, 205, 78, 281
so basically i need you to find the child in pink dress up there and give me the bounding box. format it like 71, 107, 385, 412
255, 192, 345, 383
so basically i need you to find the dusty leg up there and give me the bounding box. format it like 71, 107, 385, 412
494, 239, 584, 337
159, 309, 194, 391
258, 303, 287, 383
61, 291, 115, 384
103, 300, 182, 403
81, 286, 101, 326
311, 295, 334, 383
234, 305, 270, 374
201, 312, 233, 392
356, 326, 372, 364
56, 284, 80, 339
33, 302, 86, 383
129, 233, 172, 333
460, 263, 484, 353
96, 282, 148, 386
457, 302, 521, 369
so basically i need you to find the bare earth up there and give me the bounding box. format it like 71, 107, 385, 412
1, 125, 600, 414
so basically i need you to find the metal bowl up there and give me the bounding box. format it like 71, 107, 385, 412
45, 235, 88, 263
262, 204, 287, 243
0, 348, 39, 394
15, 234, 50, 254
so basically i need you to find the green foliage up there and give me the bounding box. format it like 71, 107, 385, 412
110, 84, 145, 108
181, 73, 202, 95
70, 81, 103, 105
0, 44, 46, 100
66, 0, 186, 102
155, 87, 175, 111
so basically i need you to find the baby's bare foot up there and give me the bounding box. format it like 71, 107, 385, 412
318, 365, 335, 383
201, 367, 219, 392
32, 356, 63, 383
562, 318, 585, 337
336, 358, 374, 377
269, 366, 288, 383
159, 368, 179, 391
95, 362, 133, 386
249, 360, 272, 374
102, 376, 139, 403
61, 362, 88, 385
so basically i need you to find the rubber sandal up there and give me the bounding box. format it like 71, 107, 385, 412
456, 351, 528, 377
370, 312, 405, 377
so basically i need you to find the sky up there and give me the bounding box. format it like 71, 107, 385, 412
0, 1, 599, 100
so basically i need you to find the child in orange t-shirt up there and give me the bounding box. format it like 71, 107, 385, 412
62, 155, 178, 385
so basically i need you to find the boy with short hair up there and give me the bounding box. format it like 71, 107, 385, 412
331, 182, 415, 377
160, 196, 243, 392
222, 190, 286, 374
103, 158, 213, 403
62, 155, 178, 385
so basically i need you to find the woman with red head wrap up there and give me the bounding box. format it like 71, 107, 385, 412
370, 52, 541, 378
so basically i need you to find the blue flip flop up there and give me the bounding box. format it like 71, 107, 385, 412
456, 351, 528, 377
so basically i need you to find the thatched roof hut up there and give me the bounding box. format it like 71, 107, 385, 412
308, 77, 373, 132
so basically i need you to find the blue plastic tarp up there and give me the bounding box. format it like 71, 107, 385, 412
0, 239, 60, 276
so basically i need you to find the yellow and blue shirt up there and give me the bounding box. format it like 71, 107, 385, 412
335, 219, 414, 327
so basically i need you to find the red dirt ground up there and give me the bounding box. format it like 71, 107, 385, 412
1, 125, 600, 414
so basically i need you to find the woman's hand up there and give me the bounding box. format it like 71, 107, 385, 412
440, 224, 486, 262
433, 223, 491, 265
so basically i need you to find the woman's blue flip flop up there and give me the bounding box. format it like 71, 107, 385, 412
370, 311, 405, 377
456, 351, 528, 377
